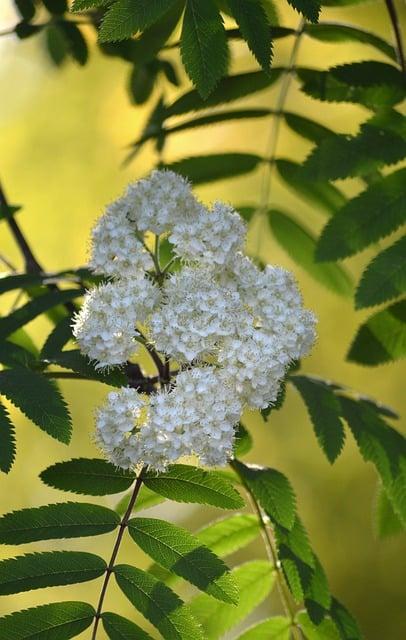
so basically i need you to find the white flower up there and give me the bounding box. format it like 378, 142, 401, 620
124, 170, 198, 235
72, 278, 160, 368
170, 201, 246, 266
149, 265, 247, 362
89, 199, 153, 279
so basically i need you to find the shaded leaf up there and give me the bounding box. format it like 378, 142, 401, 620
180, 0, 228, 98
102, 612, 154, 640
40, 458, 136, 495
0, 340, 37, 368
142, 464, 244, 509
287, 0, 320, 22
99, 0, 178, 42
228, 0, 272, 70
374, 484, 404, 538
329, 598, 362, 640
128, 517, 238, 603
58, 21, 88, 65
162, 153, 262, 184
296, 610, 340, 640
355, 236, 406, 309
347, 300, 406, 366
234, 460, 296, 530
275, 516, 315, 568
291, 375, 346, 463
304, 23, 396, 61
0, 402, 15, 474
43, 349, 127, 386
114, 564, 205, 639
0, 601, 95, 640
0, 502, 120, 544
41, 315, 73, 358
269, 209, 353, 297
189, 560, 275, 639
0, 551, 106, 595
316, 168, 406, 261
283, 112, 335, 144
275, 159, 346, 216
0, 369, 71, 444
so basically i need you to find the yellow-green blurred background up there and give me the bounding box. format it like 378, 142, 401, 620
0, 1, 405, 638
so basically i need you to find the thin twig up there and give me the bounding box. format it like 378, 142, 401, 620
91, 468, 146, 640
385, 0, 406, 75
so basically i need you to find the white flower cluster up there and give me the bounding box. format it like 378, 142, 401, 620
73, 170, 316, 471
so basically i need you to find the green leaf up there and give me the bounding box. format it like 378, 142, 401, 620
180, 0, 228, 98
347, 300, 406, 366
297, 65, 405, 108
41, 315, 73, 358
302, 120, 406, 181
234, 461, 296, 529
329, 598, 362, 640
43, 0, 67, 13
339, 396, 406, 523
114, 564, 205, 639
189, 561, 275, 639
72, 0, 111, 10
43, 349, 127, 386
167, 70, 281, 116
0, 402, 15, 474
162, 153, 262, 184
305, 556, 331, 623
0, 550, 106, 595
355, 236, 406, 309
291, 375, 346, 463
102, 612, 154, 640
115, 485, 165, 516
234, 422, 253, 457
164, 108, 272, 136
0, 601, 95, 639
100, 0, 178, 42
129, 62, 158, 105
0, 369, 72, 444
268, 209, 353, 297
287, 0, 320, 22
0, 202, 21, 221
40, 458, 136, 495
45, 24, 69, 66
374, 484, 404, 538
142, 464, 244, 509
128, 517, 238, 603
296, 610, 340, 640
227, 0, 272, 70
0, 272, 48, 294
58, 21, 88, 65
275, 159, 346, 216
197, 514, 260, 557
0, 288, 82, 340
237, 617, 291, 639
275, 516, 315, 568
0, 502, 120, 544
304, 23, 396, 61
316, 168, 406, 261
283, 112, 335, 144
14, 0, 36, 20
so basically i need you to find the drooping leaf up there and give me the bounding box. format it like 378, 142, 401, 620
40, 315, 73, 358
163, 108, 272, 138
189, 560, 275, 639
0, 272, 50, 295
102, 612, 154, 640
268, 209, 353, 297
162, 152, 262, 184
58, 21, 88, 65
0, 550, 106, 595
286, 0, 320, 22
374, 484, 404, 538
167, 70, 281, 116
275, 516, 315, 568
115, 485, 165, 516
0, 369, 72, 443
329, 598, 362, 640
304, 556, 331, 623
180, 0, 228, 98
99, 0, 178, 42
197, 514, 260, 557
14, 0, 36, 20
355, 236, 406, 309
0, 402, 15, 474
347, 300, 406, 366
236, 616, 291, 639
0, 502, 120, 544
142, 464, 244, 509
0, 340, 38, 369
339, 396, 406, 523
114, 564, 205, 639
234, 461, 296, 530
40, 458, 136, 495
128, 517, 238, 603
227, 0, 272, 70
43, 0, 67, 13
316, 168, 406, 261
234, 422, 253, 457
275, 159, 346, 216
283, 112, 335, 144
0, 601, 95, 640
296, 610, 340, 640
45, 23, 69, 66
304, 23, 396, 61
291, 375, 346, 463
